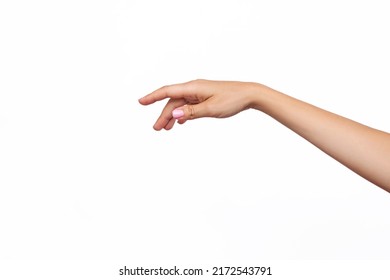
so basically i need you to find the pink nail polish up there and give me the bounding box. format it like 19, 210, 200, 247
172, 109, 184, 119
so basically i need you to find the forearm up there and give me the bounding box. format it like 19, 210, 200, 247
251, 83, 390, 192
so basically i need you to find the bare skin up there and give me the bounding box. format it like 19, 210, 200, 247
139, 79, 390, 193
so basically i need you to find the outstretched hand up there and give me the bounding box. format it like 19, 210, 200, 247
139, 78, 390, 191
138, 79, 257, 130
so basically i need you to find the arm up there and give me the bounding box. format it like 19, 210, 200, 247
139, 79, 390, 192
252, 83, 390, 192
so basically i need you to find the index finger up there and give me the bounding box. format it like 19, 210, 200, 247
138, 82, 191, 105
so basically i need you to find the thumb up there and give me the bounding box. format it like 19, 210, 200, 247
172, 103, 207, 121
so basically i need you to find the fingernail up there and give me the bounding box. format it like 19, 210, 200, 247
172, 109, 184, 119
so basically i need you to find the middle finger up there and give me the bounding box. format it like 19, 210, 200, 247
153, 98, 187, 130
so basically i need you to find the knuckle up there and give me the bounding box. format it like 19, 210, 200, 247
160, 85, 170, 96
187, 105, 195, 119
188, 79, 203, 85
195, 78, 205, 84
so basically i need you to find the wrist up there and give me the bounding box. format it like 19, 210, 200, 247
247, 82, 270, 111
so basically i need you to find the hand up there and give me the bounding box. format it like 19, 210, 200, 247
139, 78, 390, 191
138, 79, 258, 130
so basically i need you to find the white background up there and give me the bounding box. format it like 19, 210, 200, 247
1, 0, 390, 278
